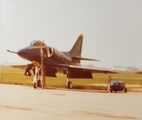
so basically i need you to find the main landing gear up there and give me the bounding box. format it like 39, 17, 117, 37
67, 77, 72, 89
66, 69, 73, 89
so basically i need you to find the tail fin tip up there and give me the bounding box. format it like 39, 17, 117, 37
80, 34, 83, 37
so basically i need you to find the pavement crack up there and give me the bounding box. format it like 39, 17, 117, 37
0, 105, 32, 111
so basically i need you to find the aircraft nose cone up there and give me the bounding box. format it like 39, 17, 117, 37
17, 48, 28, 59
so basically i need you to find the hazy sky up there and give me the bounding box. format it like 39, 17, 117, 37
1, 0, 142, 68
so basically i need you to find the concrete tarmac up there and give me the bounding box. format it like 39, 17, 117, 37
0, 84, 142, 120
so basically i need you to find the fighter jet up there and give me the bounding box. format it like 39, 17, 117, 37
7, 34, 117, 89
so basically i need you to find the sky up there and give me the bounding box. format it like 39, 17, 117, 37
0, 0, 142, 69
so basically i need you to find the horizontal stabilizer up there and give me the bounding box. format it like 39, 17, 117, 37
72, 56, 100, 61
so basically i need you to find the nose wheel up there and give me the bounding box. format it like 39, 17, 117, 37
33, 82, 37, 89
33, 80, 42, 89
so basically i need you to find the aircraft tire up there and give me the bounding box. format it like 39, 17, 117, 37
109, 88, 113, 93
124, 88, 127, 93
68, 81, 72, 89
33, 82, 37, 89
37, 80, 42, 87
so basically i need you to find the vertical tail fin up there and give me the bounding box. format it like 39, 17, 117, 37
69, 34, 83, 58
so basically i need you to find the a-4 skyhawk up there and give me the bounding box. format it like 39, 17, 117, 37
7, 34, 117, 89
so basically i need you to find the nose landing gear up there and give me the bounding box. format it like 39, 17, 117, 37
33, 67, 41, 89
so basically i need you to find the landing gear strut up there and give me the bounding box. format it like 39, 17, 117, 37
33, 66, 41, 89
66, 68, 73, 89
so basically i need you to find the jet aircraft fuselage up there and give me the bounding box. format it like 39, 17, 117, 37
17, 42, 80, 67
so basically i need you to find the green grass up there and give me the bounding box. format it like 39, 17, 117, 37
0, 66, 142, 91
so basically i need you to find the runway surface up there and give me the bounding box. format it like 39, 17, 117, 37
0, 84, 142, 120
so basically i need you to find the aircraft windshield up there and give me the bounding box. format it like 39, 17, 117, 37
30, 40, 46, 47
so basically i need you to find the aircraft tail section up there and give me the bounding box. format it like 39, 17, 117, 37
69, 34, 83, 60
64, 34, 99, 64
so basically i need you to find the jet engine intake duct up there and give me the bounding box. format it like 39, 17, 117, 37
46, 46, 54, 57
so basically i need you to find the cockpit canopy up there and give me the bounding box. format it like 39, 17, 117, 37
30, 40, 46, 47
